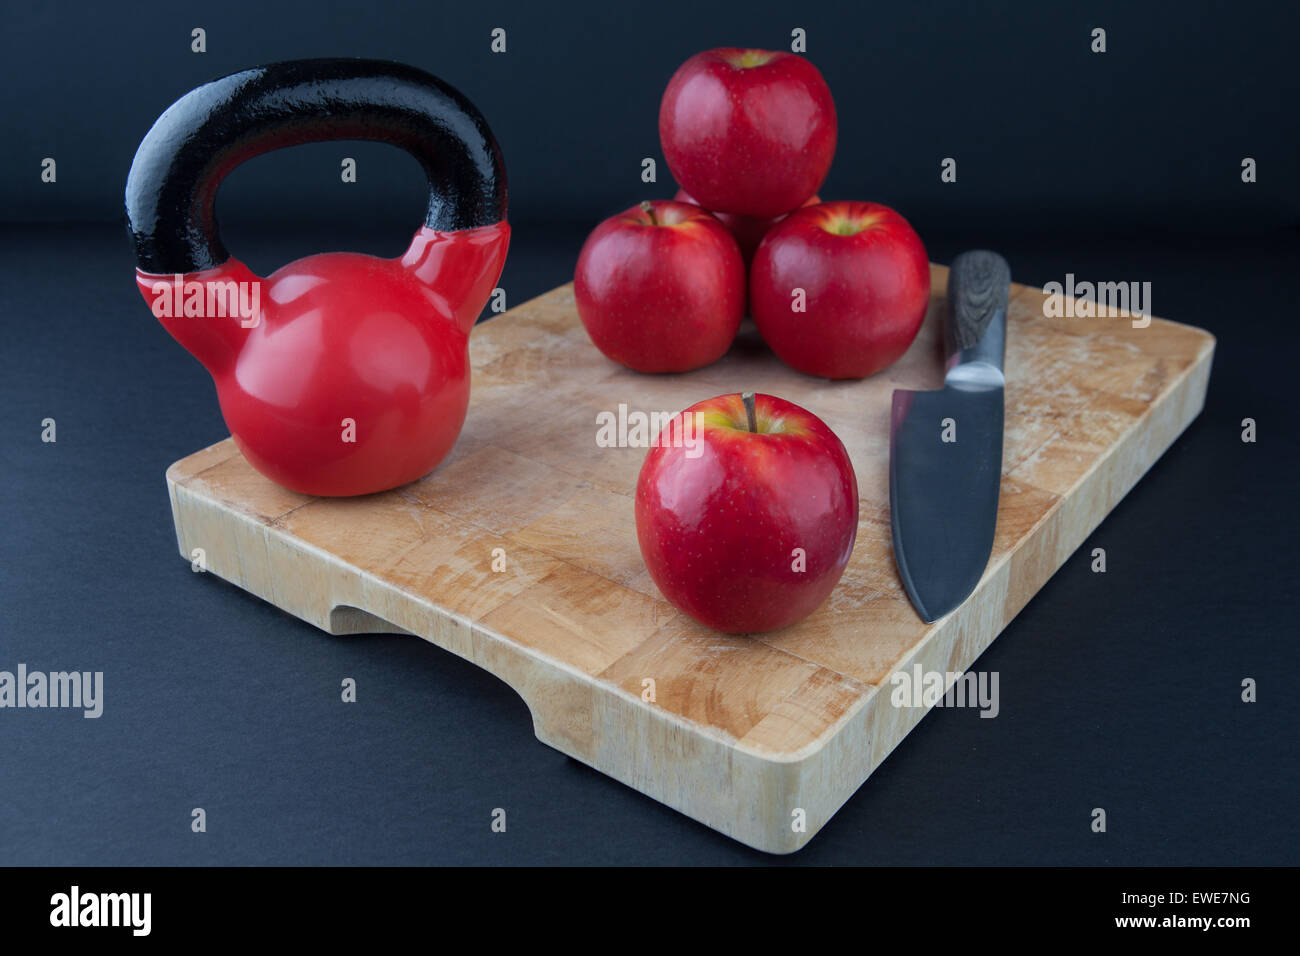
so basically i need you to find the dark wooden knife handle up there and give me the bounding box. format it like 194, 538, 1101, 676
946, 250, 1011, 363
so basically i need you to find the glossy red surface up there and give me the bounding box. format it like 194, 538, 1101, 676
750, 201, 929, 379
574, 200, 744, 373
138, 221, 509, 496
673, 188, 819, 266
634, 393, 858, 634
659, 48, 836, 219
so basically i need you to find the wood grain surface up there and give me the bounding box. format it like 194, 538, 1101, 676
165, 266, 1215, 853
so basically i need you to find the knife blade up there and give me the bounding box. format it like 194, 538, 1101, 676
890, 250, 1011, 623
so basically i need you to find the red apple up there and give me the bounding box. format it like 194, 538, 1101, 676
635, 392, 858, 634
750, 201, 931, 379
659, 48, 836, 219
575, 200, 745, 373
673, 187, 820, 265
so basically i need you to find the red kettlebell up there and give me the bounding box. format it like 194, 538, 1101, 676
126, 59, 509, 496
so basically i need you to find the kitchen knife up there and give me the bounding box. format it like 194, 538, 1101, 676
890, 250, 1011, 623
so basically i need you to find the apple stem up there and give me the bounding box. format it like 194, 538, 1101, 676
640, 200, 658, 226
742, 392, 757, 433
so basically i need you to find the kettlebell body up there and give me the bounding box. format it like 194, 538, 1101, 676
126, 59, 509, 497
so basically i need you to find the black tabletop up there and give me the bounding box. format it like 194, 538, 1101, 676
2, 219, 1296, 865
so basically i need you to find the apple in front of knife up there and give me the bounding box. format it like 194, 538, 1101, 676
659, 48, 836, 218
635, 392, 858, 634
673, 188, 820, 265
750, 200, 931, 379
575, 199, 745, 373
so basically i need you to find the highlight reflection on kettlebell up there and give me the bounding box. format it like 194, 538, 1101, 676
125, 58, 510, 497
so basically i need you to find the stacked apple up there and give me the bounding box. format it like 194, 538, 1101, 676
575, 47, 937, 634
576, 47, 932, 379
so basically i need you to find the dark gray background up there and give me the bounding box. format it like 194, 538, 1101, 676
1, 0, 1297, 865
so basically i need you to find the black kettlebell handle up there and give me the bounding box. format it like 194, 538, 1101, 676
125, 58, 508, 275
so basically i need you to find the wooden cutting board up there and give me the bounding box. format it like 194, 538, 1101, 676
165, 266, 1214, 853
